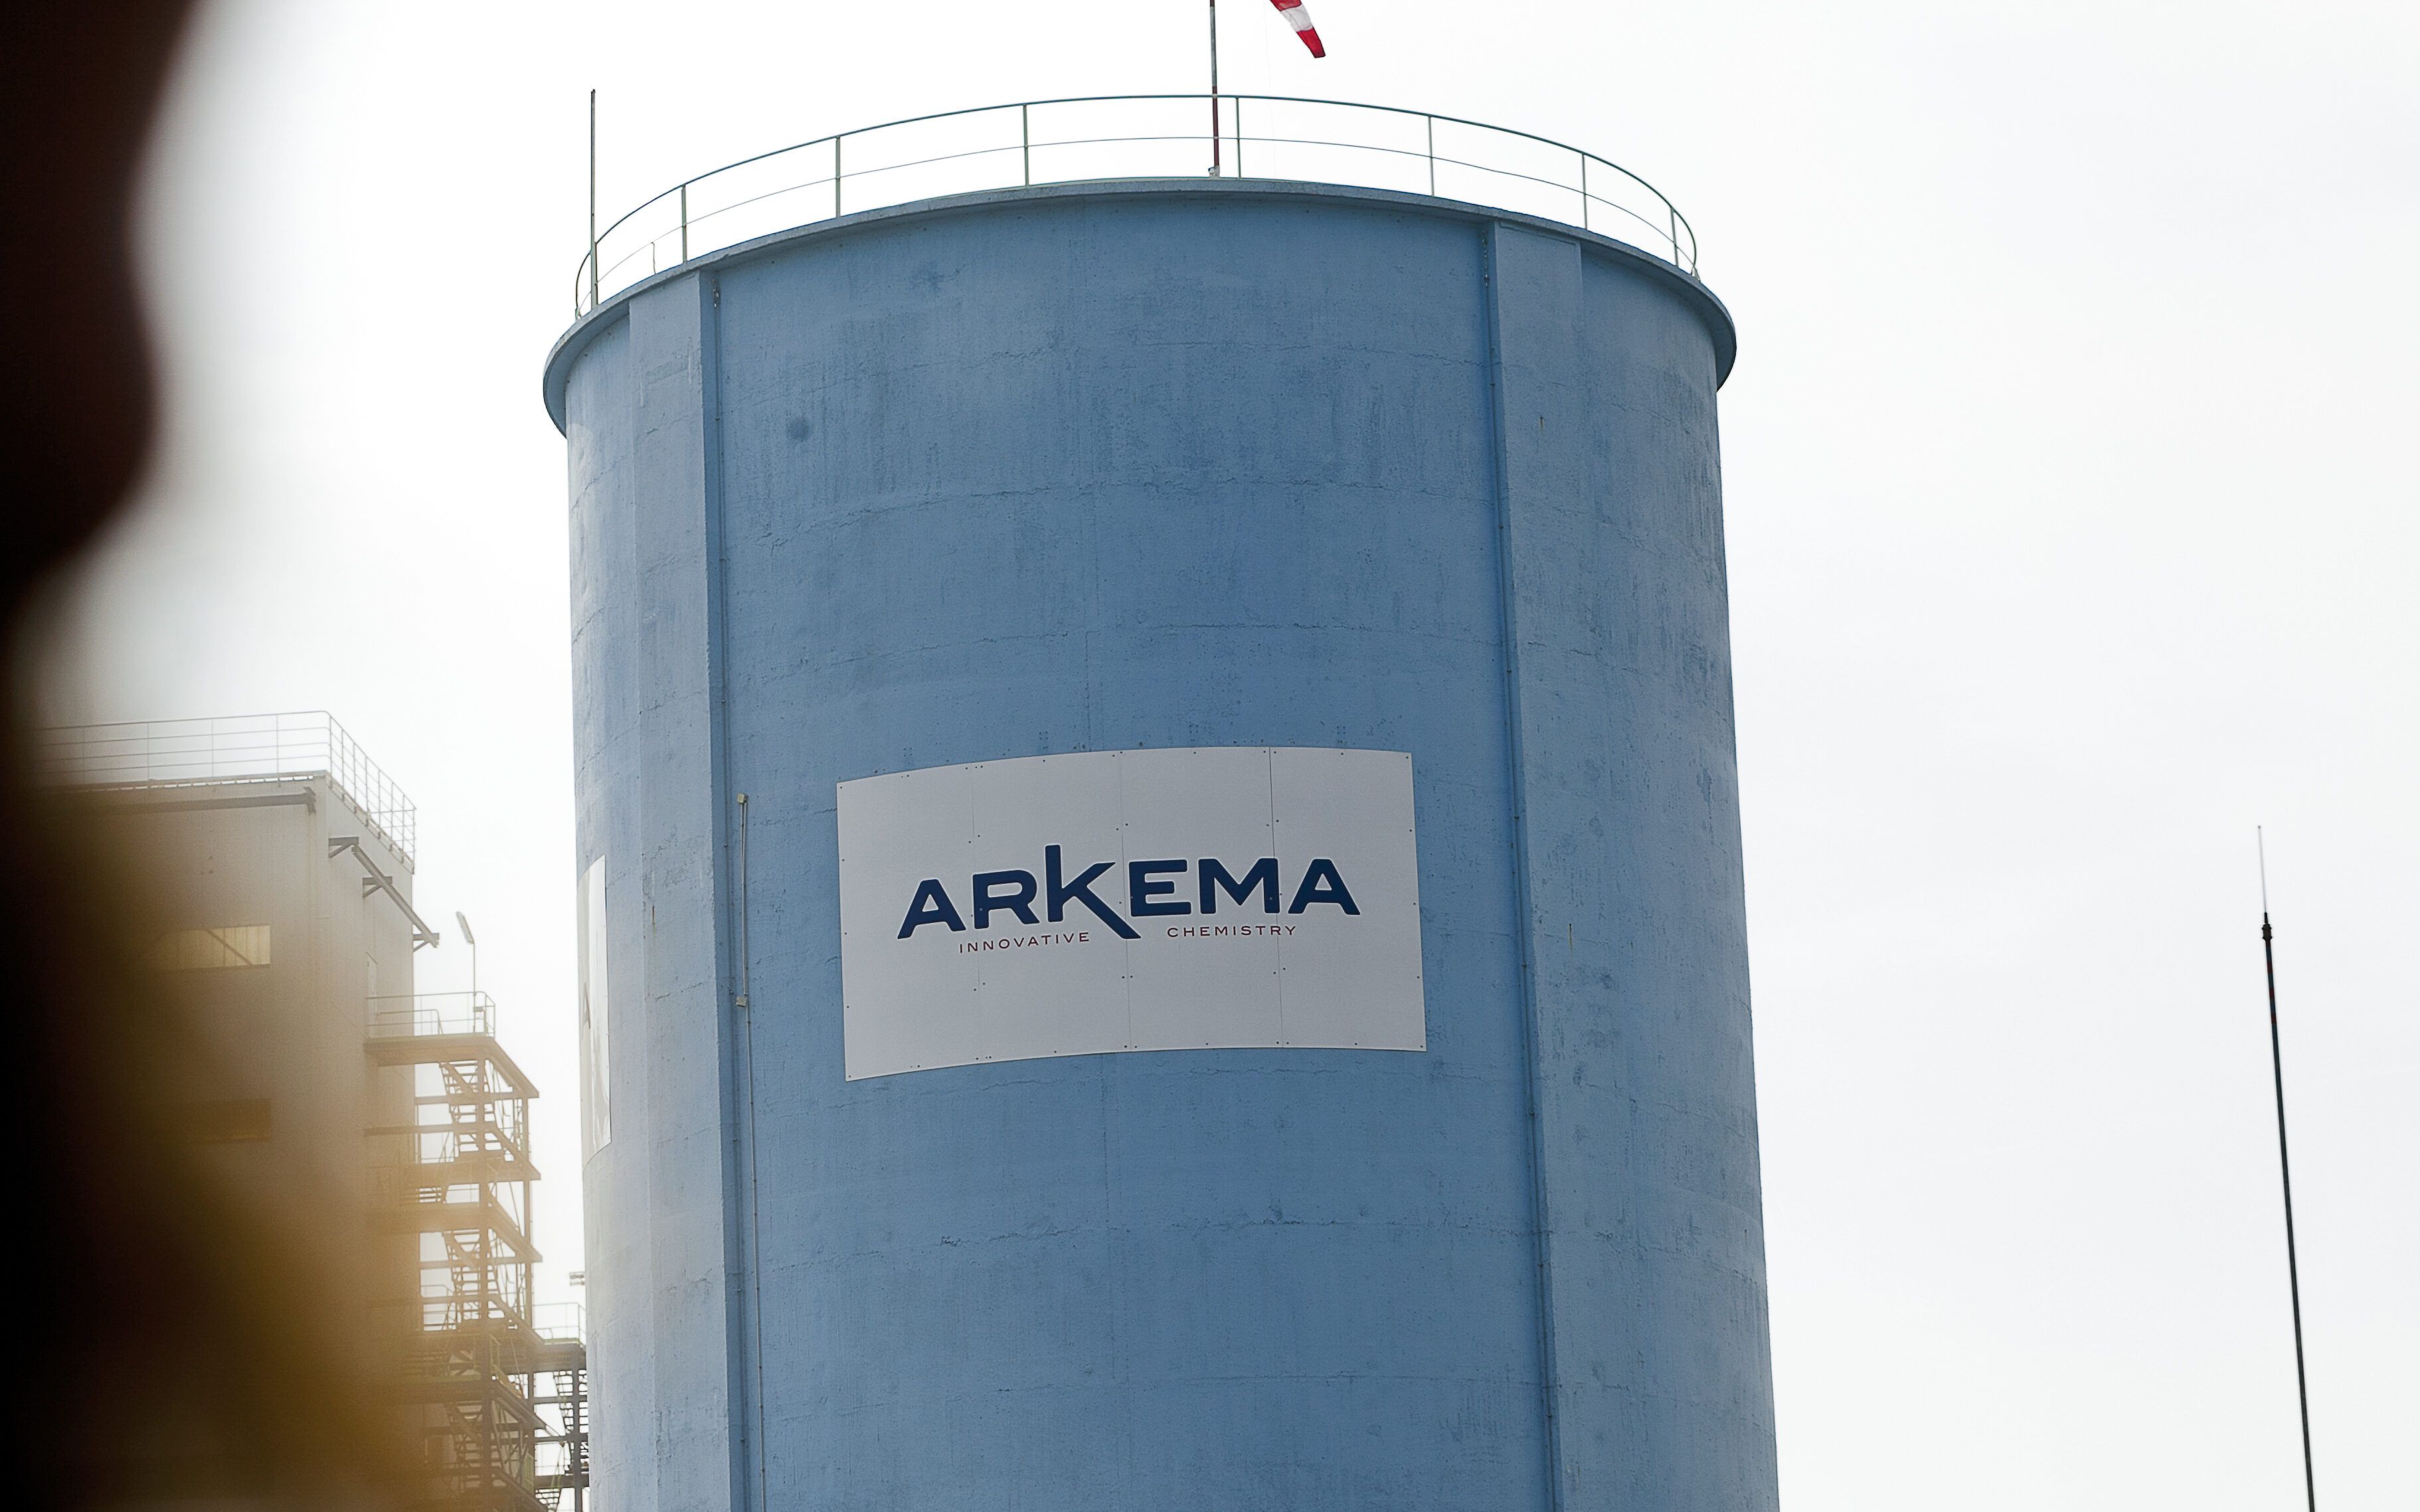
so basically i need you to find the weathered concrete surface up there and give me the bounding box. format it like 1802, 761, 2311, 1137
556, 179, 1771, 1512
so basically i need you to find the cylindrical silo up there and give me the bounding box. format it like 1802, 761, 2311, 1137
547, 173, 1771, 1511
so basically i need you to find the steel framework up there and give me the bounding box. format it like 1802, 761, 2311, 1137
369, 993, 586, 1511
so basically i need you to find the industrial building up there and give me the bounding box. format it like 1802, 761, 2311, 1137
41, 711, 589, 1511
548, 97, 1771, 1509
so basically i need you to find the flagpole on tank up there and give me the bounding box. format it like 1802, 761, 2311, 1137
2257, 829, 2320, 1512
587, 89, 598, 311
1208, 0, 1222, 176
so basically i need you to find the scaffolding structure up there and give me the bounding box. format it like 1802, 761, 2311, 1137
40, 717, 590, 1509
531, 1305, 591, 1512
370, 993, 587, 1511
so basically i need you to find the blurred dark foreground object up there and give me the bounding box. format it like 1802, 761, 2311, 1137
1, 9, 411, 1509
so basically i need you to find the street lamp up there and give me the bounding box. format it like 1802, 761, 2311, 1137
456, 910, 477, 996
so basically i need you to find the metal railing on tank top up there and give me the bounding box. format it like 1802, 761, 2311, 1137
574, 94, 1699, 317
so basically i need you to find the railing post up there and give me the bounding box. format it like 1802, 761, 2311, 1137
1021, 104, 1031, 185
833, 134, 843, 218
1426, 115, 1436, 197
1670, 207, 1680, 269
679, 181, 689, 262
1579, 153, 1589, 232
1235, 96, 1244, 177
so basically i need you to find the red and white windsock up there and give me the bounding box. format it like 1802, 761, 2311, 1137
1268, 0, 1327, 57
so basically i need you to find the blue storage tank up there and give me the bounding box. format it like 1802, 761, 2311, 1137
546, 172, 1771, 1511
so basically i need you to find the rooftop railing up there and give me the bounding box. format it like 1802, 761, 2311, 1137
36, 709, 418, 869
369, 989, 498, 1040
576, 94, 1698, 317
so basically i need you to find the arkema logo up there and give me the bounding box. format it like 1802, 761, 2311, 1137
898, 849, 1360, 942
837, 747, 1425, 1080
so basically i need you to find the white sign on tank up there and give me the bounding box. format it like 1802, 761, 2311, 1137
837, 746, 1426, 1080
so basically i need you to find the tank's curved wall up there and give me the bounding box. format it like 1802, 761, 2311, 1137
556, 179, 1772, 1512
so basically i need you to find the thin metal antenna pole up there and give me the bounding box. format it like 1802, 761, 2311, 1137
587, 90, 598, 310
1208, 0, 1221, 176
2257, 827, 2318, 1512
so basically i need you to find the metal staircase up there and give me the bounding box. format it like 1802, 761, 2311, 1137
368, 993, 584, 1512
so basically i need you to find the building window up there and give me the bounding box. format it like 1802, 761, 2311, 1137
140, 924, 272, 970
177, 1099, 272, 1143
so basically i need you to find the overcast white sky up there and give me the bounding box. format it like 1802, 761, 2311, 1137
44, 1, 2418, 1506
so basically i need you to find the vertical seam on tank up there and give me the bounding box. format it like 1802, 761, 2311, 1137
1484, 220, 1565, 1512
621, 318, 657, 1512
697, 272, 764, 1512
